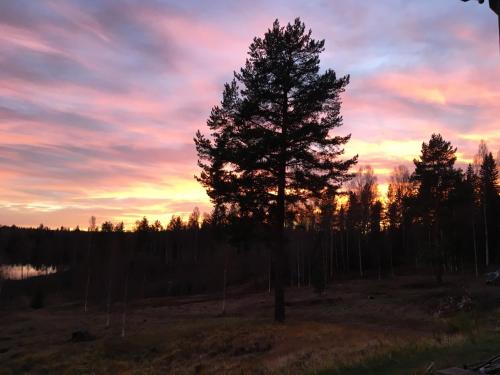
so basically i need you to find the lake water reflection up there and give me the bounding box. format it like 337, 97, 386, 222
0, 265, 57, 280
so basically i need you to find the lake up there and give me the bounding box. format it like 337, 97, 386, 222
0, 265, 57, 280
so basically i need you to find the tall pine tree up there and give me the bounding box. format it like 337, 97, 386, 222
412, 134, 459, 283
479, 152, 499, 265
195, 19, 357, 321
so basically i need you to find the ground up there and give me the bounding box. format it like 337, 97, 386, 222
1, 275, 500, 374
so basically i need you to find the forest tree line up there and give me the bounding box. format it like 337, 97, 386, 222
0, 136, 498, 307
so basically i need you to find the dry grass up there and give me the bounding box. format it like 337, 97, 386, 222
1, 276, 498, 374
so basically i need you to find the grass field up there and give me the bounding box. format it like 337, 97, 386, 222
320, 330, 500, 375
1, 276, 499, 374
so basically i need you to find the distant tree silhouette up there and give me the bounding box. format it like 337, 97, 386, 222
348, 166, 378, 278
479, 152, 499, 265
473, 140, 489, 175
387, 165, 413, 274
195, 18, 357, 321
387, 166, 413, 208
412, 134, 460, 283
101, 221, 114, 232
309, 194, 336, 294
0, 154, 498, 316
151, 220, 163, 232
370, 200, 383, 279
480, 151, 499, 202
84, 216, 96, 312
135, 217, 150, 232
188, 207, 200, 230
167, 216, 183, 231
114, 222, 124, 232
464, 164, 480, 276
88, 216, 98, 232
166, 215, 184, 263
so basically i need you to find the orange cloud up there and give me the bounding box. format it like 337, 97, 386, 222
1, 1, 499, 228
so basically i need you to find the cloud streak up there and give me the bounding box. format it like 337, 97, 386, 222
0, 0, 498, 228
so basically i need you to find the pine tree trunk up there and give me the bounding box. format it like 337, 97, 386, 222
84, 235, 92, 313
483, 203, 489, 267
84, 271, 91, 313
330, 230, 335, 279
472, 219, 478, 278
106, 278, 112, 328
308, 255, 311, 287
297, 243, 301, 288
268, 254, 271, 294
121, 266, 130, 338
142, 273, 146, 299
340, 230, 345, 272
436, 228, 444, 284
321, 233, 325, 285
402, 223, 407, 264
358, 234, 363, 278
378, 244, 382, 281
389, 230, 395, 277
390, 247, 394, 277
222, 259, 227, 315
106, 239, 116, 328
274, 178, 286, 322
346, 231, 350, 272
274, 108, 287, 322
194, 229, 198, 264
323, 234, 327, 288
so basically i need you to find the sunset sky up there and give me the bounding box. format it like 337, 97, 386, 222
0, 0, 499, 229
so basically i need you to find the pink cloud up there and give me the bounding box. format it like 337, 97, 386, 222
0, 1, 499, 228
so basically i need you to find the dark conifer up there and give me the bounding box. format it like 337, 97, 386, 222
195, 18, 357, 321
412, 134, 459, 283
479, 152, 499, 265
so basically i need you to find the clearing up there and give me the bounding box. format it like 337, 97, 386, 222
1, 275, 499, 374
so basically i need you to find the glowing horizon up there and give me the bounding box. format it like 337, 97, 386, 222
0, 1, 499, 229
